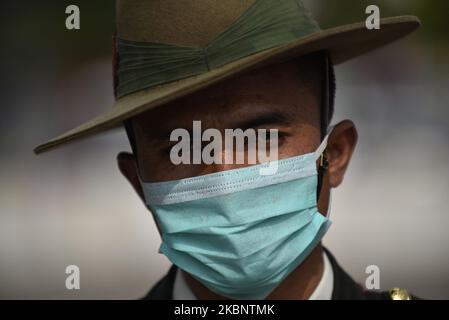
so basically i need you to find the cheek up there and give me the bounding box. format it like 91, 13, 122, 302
279, 130, 321, 160
278, 142, 308, 160
139, 153, 197, 182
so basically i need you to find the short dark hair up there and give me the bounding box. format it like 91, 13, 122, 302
328, 57, 336, 125
322, 51, 336, 138
124, 51, 336, 155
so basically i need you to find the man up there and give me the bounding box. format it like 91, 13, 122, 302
34, 0, 421, 300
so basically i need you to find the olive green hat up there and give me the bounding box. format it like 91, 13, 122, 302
34, 0, 420, 154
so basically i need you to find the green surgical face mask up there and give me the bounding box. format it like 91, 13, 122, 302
141, 134, 332, 300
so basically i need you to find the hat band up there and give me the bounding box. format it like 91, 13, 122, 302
116, 0, 320, 98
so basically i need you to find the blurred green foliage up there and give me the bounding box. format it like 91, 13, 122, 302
0, 1, 115, 62
0, 0, 447, 67
316, 0, 449, 43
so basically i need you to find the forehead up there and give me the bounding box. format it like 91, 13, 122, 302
132, 54, 322, 135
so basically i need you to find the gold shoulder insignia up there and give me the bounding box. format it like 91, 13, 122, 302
389, 287, 412, 300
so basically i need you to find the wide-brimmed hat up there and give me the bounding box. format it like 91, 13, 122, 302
34, 0, 420, 154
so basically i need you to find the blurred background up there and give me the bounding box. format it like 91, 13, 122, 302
0, 0, 448, 299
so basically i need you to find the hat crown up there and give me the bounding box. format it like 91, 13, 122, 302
117, 0, 258, 47
115, 0, 321, 98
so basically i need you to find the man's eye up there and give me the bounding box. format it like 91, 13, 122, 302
162, 140, 200, 157
261, 131, 289, 145
162, 132, 290, 156
243, 131, 289, 151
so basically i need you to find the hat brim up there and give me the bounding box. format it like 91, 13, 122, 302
34, 15, 420, 154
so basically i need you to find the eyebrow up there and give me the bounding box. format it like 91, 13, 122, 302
156, 111, 291, 142
234, 111, 291, 131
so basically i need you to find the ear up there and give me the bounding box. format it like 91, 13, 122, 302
326, 120, 358, 188
117, 152, 145, 203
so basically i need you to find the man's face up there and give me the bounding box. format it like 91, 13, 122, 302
132, 55, 322, 183
118, 54, 357, 300
119, 53, 357, 217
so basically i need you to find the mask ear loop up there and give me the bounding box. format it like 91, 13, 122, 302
316, 51, 331, 203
